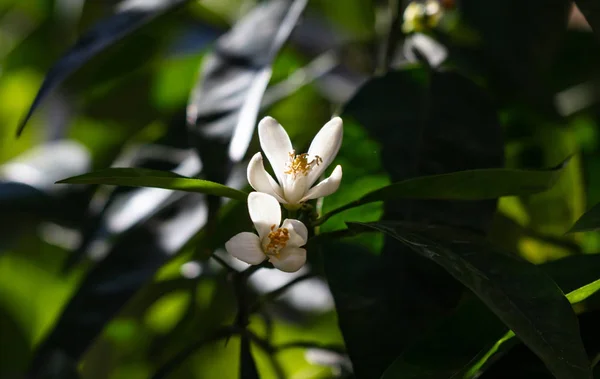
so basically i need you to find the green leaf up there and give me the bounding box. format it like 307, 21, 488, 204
465, 275, 600, 377
364, 164, 566, 200
569, 202, 600, 233
379, 297, 508, 379
319, 163, 566, 223
353, 221, 592, 379
329, 67, 504, 378
57, 168, 248, 201
567, 278, 600, 304
16, 0, 190, 136
379, 253, 600, 379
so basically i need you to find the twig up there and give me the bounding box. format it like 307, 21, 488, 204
274, 341, 346, 355
249, 273, 315, 313
377, 0, 402, 74
211, 253, 237, 273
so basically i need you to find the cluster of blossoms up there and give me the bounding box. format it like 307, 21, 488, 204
225, 116, 343, 272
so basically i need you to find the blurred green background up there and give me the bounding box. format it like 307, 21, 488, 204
2, 0, 600, 378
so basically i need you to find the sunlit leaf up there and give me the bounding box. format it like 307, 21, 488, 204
57, 168, 248, 201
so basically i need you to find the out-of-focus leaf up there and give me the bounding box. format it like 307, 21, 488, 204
323, 66, 504, 379
239, 335, 260, 379
2, 141, 91, 194
0, 305, 30, 377
17, 0, 191, 135
569, 202, 600, 232
29, 193, 208, 374
455, 0, 571, 109
379, 298, 506, 379
573, 0, 600, 41
322, 163, 566, 222
354, 221, 592, 379
322, 240, 403, 378
57, 168, 248, 201
541, 253, 600, 298
187, 0, 308, 183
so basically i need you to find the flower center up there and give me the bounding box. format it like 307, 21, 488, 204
264, 225, 290, 257
284, 151, 322, 179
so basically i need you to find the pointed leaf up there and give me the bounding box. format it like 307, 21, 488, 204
17, 0, 190, 136
57, 168, 248, 201
569, 202, 600, 232
379, 254, 600, 379
325, 67, 504, 379
352, 221, 592, 379
322, 163, 566, 221
188, 0, 308, 183
465, 276, 600, 378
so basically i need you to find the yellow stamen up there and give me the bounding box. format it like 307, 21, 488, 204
284, 150, 322, 178
264, 224, 290, 258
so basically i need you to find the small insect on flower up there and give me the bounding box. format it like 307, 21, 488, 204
225, 192, 308, 273
247, 116, 343, 210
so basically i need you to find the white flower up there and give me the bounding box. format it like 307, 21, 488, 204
225, 192, 308, 273
247, 116, 343, 209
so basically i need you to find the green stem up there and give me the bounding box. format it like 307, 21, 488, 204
288, 208, 298, 219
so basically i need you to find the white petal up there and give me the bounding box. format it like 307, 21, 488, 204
300, 165, 343, 202
248, 192, 282, 239
281, 218, 308, 247
306, 117, 343, 187
247, 152, 286, 203
258, 116, 293, 184
225, 232, 265, 265
282, 174, 310, 205
269, 247, 306, 273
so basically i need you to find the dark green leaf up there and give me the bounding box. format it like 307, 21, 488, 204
465, 273, 600, 377
323, 241, 410, 379
57, 168, 248, 201
363, 165, 565, 201
353, 221, 592, 379
379, 297, 507, 379
17, 0, 190, 136
380, 253, 600, 379
569, 202, 600, 232
324, 67, 504, 378
321, 163, 566, 222
542, 253, 600, 296
456, 0, 570, 110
